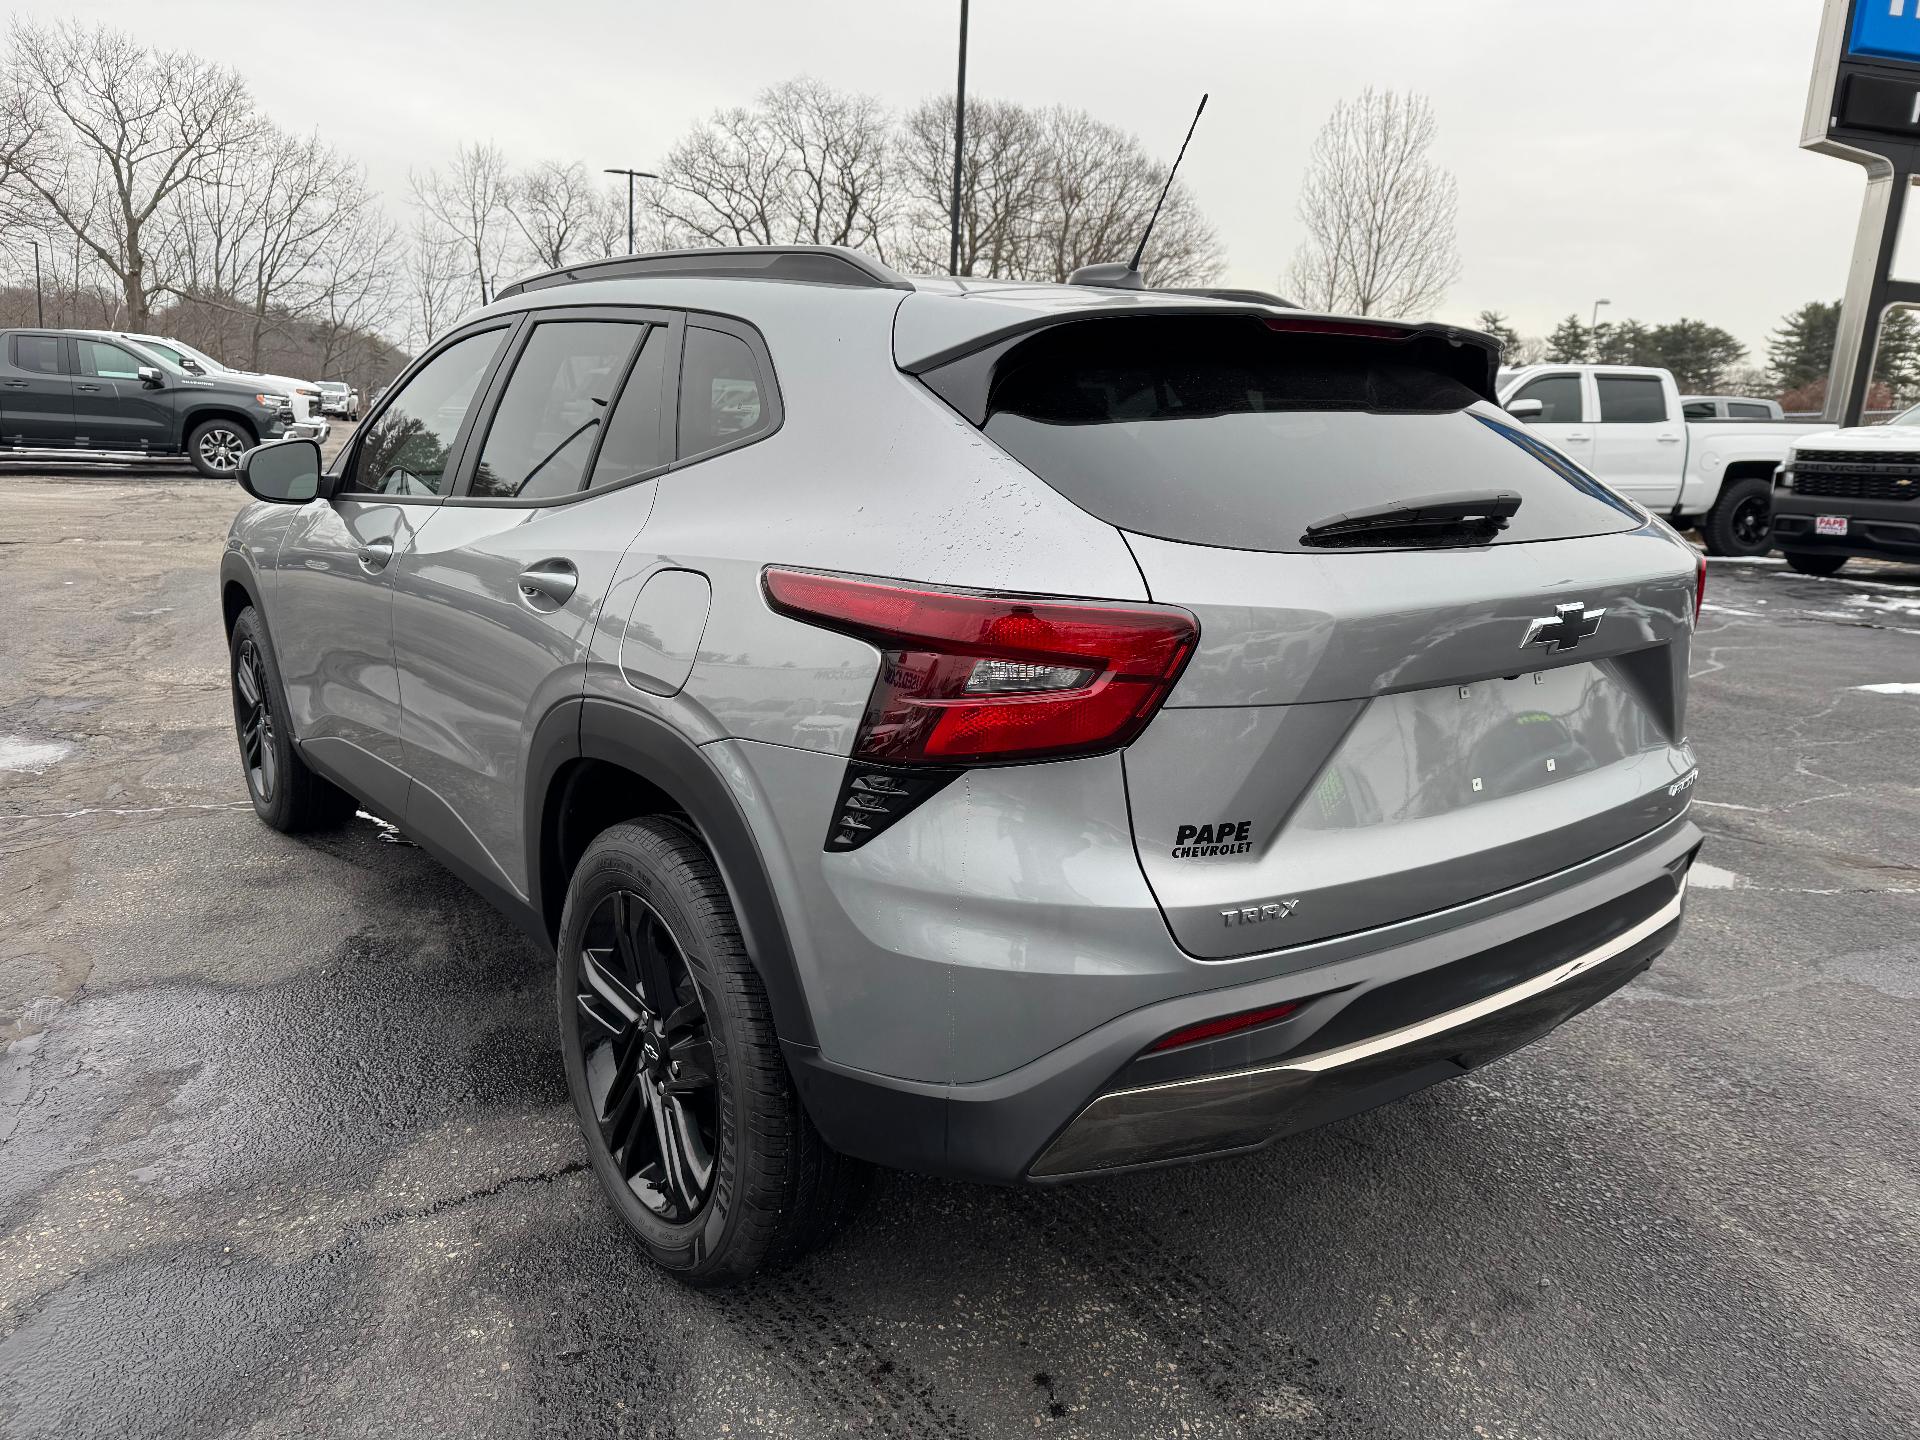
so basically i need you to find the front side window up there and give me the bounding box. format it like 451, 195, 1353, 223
1597, 375, 1669, 424
75, 340, 144, 381
1510, 373, 1581, 423
679, 327, 771, 460
345, 330, 506, 497
12, 335, 63, 375
470, 320, 647, 500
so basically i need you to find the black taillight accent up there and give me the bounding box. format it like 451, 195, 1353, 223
824, 763, 962, 852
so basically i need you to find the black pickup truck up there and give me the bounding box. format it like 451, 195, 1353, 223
0, 329, 296, 478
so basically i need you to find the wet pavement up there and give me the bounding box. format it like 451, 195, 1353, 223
2, 478, 1917, 1438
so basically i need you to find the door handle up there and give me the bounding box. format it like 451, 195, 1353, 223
356, 537, 394, 572
1563, 432, 1591, 442
75, 383, 103, 393
2, 380, 28, 389
518, 559, 578, 606
1657, 433, 1682, 443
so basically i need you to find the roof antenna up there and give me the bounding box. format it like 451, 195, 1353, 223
1068, 93, 1209, 291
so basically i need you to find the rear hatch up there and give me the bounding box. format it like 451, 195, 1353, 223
917, 310, 1700, 960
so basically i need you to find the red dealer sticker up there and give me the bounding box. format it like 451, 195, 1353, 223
1816, 516, 1850, 537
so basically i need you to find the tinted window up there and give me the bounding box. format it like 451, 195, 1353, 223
589, 328, 668, 489
1682, 400, 1715, 420
470, 321, 645, 500
1729, 401, 1771, 419
969, 319, 1639, 554
75, 340, 144, 380
12, 335, 63, 375
1597, 375, 1668, 423
346, 330, 505, 497
679, 327, 769, 460
1511, 373, 1581, 423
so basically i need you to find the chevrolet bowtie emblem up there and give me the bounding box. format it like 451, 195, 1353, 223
1523, 601, 1605, 652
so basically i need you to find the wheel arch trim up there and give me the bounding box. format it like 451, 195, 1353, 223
526, 696, 818, 1048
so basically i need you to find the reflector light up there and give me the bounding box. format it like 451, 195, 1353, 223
762, 567, 1198, 765
1694, 552, 1708, 620
1149, 1001, 1300, 1053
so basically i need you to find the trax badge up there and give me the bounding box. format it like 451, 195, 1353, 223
1224, 899, 1298, 928
1522, 601, 1605, 653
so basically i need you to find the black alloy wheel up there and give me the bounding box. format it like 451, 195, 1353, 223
1729, 489, 1770, 552
575, 889, 719, 1221
233, 636, 278, 805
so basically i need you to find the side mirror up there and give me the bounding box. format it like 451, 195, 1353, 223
137, 366, 163, 389
1505, 398, 1545, 420
237, 438, 323, 503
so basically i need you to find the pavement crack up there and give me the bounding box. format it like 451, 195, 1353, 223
353, 1161, 591, 1236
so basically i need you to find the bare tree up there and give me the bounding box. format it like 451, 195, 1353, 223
403, 216, 471, 350
411, 140, 514, 306
1286, 88, 1459, 317
659, 78, 896, 253
508, 159, 601, 270
5, 19, 260, 329
896, 95, 1043, 276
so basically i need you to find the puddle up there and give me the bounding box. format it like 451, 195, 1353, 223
0, 736, 73, 774
1689, 861, 1746, 890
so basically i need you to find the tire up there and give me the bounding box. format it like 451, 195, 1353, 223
556, 818, 862, 1286
1784, 550, 1850, 578
228, 607, 358, 832
1701, 475, 1774, 557
188, 417, 255, 479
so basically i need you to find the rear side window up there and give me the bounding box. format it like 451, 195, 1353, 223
470, 320, 647, 499
1510, 373, 1582, 423
589, 328, 668, 489
1729, 401, 1771, 419
679, 327, 770, 460
954, 318, 1640, 553
11, 335, 63, 375
1597, 375, 1668, 423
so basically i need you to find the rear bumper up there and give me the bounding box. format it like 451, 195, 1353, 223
786, 813, 1701, 1185
1773, 493, 1920, 560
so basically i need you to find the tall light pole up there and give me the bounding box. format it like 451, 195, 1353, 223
29, 239, 43, 326
948, 0, 970, 275
1590, 298, 1612, 331
604, 167, 659, 256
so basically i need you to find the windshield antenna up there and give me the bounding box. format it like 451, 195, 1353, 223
1129, 93, 1208, 275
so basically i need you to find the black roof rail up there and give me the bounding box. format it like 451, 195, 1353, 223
494, 245, 914, 300
1156, 286, 1296, 308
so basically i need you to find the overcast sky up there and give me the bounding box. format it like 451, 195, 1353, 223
27, 0, 1872, 361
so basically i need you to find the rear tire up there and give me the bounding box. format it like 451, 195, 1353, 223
188, 417, 255, 479
229, 607, 357, 833
556, 818, 862, 1286
1701, 475, 1774, 557
1784, 550, 1849, 578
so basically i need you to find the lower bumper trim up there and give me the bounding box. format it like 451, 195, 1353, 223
1029, 882, 1685, 1179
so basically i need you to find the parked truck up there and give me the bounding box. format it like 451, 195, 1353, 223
1772, 405, 1920, 575
1496, 364, 1827, 556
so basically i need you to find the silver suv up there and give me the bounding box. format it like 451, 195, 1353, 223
220, 246, 1705, 1285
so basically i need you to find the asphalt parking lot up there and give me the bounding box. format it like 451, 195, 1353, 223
2, 464, 1917, 1439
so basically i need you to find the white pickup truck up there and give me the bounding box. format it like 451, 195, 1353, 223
1496, 364, 1827, 556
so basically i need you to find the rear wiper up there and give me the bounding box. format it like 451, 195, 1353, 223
1300, 490, 1522, 548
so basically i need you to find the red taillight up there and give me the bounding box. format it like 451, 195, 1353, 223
1149, 1001, 1300, 1053
763, 567, 1197, 765
1695, 552, 1708, 620
1262, 316, 1409, 341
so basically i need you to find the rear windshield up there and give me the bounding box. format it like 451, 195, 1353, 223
959, 318, 1642, 553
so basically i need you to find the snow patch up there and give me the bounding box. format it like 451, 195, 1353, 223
1689, 862, 1746, 890
0, 737, 73, 773
1855, 682, 1920, 695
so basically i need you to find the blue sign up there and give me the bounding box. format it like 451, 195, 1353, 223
1852, 0, 1920, 63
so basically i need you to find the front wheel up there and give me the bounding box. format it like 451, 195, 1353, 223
556, 819, 862, 1286
1784, 550, 1849, 578
1701, 475, 1774, 557
228, 607, 357, 832
188, 418, 255, 479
